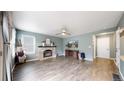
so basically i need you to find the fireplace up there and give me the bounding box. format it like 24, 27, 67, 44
43, 50, 52, 57
38, 47, 56, 60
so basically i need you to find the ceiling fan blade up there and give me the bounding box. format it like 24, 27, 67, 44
56, 32, 62, 35
65, 32, 71, 35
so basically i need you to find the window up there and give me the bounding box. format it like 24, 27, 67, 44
22, 35, 35, 54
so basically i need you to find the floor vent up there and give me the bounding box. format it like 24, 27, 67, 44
112, 73, 121, 81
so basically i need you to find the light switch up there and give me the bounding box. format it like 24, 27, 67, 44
88, 45, 91, 48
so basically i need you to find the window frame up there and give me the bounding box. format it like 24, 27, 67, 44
21, 35, 35, 54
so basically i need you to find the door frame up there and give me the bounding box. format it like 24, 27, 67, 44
116, 28, 121, 68
115, 28, 124, 68
92, 35, 96, 59
93, 32, 115, 60
115, 27, 124, 80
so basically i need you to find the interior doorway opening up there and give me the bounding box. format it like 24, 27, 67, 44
93, 32, 116, 60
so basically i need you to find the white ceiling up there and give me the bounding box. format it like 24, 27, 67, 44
13, 11, 123, 38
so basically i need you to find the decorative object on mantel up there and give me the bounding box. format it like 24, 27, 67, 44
41, 38, 55, 47
41, 41, 45, 46
46, 38, 51, 46
66, 41, 78, 48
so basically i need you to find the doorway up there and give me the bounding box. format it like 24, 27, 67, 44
93, 32, 116, 59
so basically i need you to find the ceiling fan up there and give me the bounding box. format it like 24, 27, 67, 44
56, 27, 71, 36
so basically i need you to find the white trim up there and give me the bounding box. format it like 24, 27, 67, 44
11, 64, 16, 81
96, 31, 115, 36
84, 58, 93, 61
93, 35, 97, 59
58, 53, 65, 56
109, 57, 116, 61
11, 64, 16, 73
96, 56, 115, 60
26, 59, 39, 62
39, 56, 56, 61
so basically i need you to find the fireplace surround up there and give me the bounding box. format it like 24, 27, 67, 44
38, 46, 56, 61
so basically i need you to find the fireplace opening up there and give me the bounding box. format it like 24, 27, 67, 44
43, 50, 52, 57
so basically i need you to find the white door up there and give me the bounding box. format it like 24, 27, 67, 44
116, 29, 120, 68
97, 36, 110, 58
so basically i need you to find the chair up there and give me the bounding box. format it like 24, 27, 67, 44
15, 47, 26, 63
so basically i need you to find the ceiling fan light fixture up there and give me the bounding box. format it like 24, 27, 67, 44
62, 32, 66, 36
56, 26, 71, 36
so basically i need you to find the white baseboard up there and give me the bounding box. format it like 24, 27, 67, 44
58, 53, 65, 56
39, 56, 56, 61
109, 58, 115, 60
84, 58, 93, 61
96, 56, 115, 60
26, 59, 39, 62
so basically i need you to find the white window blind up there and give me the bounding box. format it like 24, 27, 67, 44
22, 35, 35, 54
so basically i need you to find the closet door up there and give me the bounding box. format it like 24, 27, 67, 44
97, 36, 110, 58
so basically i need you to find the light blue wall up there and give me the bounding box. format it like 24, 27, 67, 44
118, 13, 124, 27
63, 27, 116, 60
16, 27, 116, 61
16, 29, 63, 60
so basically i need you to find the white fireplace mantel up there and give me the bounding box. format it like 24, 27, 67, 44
38, 47, 56, 61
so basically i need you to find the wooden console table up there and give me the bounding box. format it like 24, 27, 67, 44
65, 50, 79, 59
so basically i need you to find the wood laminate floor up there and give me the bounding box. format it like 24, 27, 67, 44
13, 56, 118, 81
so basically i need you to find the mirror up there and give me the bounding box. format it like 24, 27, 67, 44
66, 41, 78, 48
